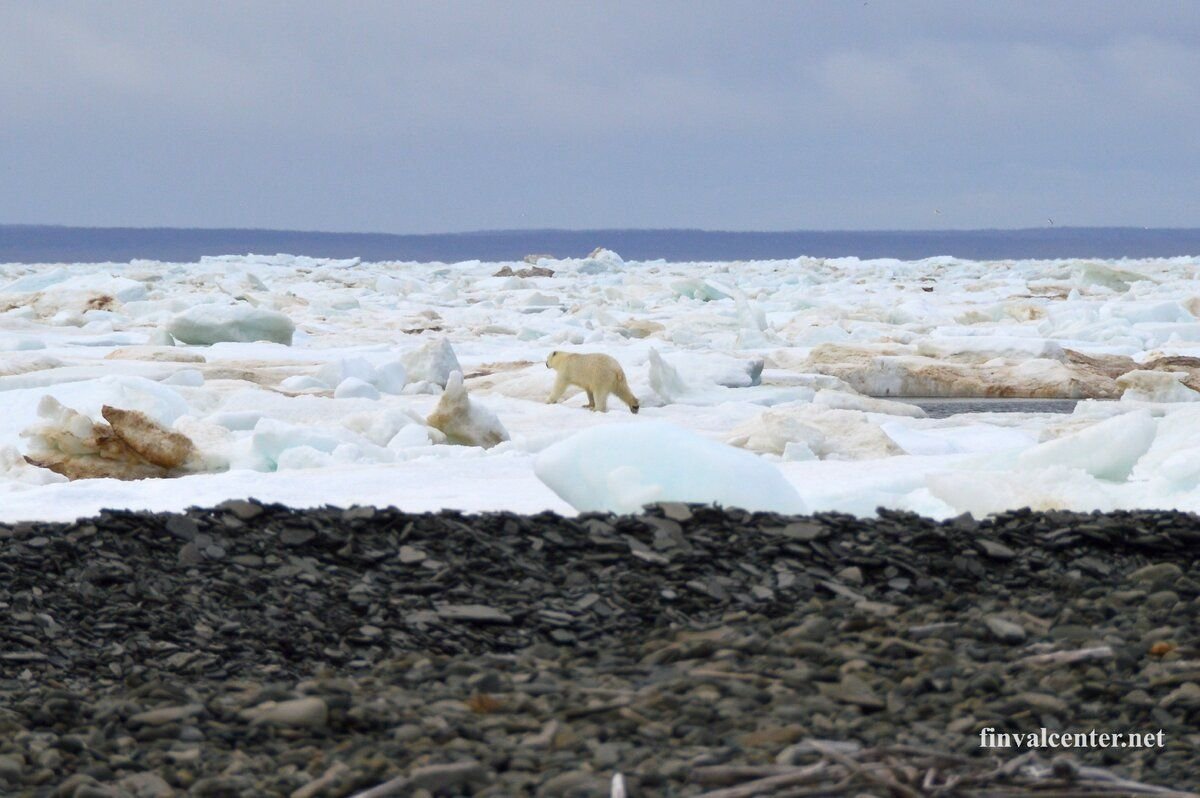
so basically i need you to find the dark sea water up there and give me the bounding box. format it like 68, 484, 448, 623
904, 398, 1081, 418
3, 225, 1200, 263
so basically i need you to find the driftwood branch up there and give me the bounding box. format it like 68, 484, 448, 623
686, 742, 1199, 798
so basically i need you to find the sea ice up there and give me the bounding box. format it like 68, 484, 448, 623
1116, 370, 1200, 403
5, 251, 1200, 521
812, 389, 925, 417
1016, 410, 1156, 481
162, 369, 205, 387
167, 302, 295, 346
401, 338, 462, 387
1130, 406, 1200, 488
535, 420, 807, 514
729, 405, 902, 460
317, 357, 377, 388
373, 361, 409, 394
334, 377, 381, 400
426, 371, 509, 448
280, 376, 328, 392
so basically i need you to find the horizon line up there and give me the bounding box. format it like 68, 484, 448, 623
3, 222, 1195, 238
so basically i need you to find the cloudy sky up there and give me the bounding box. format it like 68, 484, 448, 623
3, 2, 1199, 232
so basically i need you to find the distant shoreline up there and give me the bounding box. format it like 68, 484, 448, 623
3, 223, 1200, 263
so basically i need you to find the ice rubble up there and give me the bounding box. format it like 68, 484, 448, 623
426, 372, 510, 449
800, 343, 1118, 398
1016, 410, 1157, 481
1116, 370, 1200, 403
167, 302, 295, 345
6, 250, 1200, 521
401, 338, 462, 387
21, 397, 198, 480
728, 404, 904, 460
535, 421, 807, 514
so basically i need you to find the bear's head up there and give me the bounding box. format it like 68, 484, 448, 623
546, 351, 562, 369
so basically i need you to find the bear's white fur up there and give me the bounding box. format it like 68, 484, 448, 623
546, 351, 639, 413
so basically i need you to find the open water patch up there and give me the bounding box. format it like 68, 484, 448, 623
901, 397, 1082, 418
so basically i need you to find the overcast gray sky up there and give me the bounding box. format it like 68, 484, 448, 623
3, 1, 1199, 232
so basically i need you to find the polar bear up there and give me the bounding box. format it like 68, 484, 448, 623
546, 351, 639, 413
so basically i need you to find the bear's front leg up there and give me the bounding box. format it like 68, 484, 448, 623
546, 375, 568, 404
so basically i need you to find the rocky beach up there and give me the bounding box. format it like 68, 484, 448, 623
2, 502, 1199, 796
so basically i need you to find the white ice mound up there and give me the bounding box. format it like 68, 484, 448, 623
1016, 410, 1157, 481
426, 371, 509, 448
728, 405, 903, 460
812, 389, 926, 417
250, 418, 394, 471
316, 357, 376, 388
648, 349, 767, 403
1, 444, 68, 486
373, 361, 408, 394
1130, 406, 1200, 488
279, 375, 327, 392
926, 465, 1116, 518
576, 247, 626, 274
667, 351, 763, 388
670, 278, 729, 302
535, 420, 807, 514
401, 338, 461, 387
334, 377, 381, 400
648, 348, 691, 402
168, 302, 295, 346
1116, 370, 1200, 403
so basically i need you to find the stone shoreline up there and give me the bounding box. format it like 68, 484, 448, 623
2, 502, 1199, 796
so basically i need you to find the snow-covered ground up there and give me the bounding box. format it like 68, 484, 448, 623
3, 249, 1200, 522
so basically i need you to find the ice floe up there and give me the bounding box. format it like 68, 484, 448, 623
3, 250, 1200, 520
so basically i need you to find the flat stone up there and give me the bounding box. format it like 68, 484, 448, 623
177, 543, 203, 566
0, 755, 23, 782
977, 540, 1016, 560
117, 772, 175, 796
409, 760, 487, 792
128, 703, 205, 727
219, 499, 264, 521
280, 527, 315, 546
836, 566, 864, 586
399, 545, 427, 564
1014, 692, 1068, 715
657, 502, 693, 522
242, 697, 328, 728
537, 769, 609, 797
437, 604, 513, 624
1161, 682, 1200, 709
780, 522, 824, 541
1128, 563, 1183, 585
819, 675, 884, 710
984, 615, 1027, 644
165, 516, 199, 540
